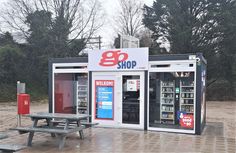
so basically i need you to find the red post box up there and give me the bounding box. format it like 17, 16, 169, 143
17, 94, 30, 115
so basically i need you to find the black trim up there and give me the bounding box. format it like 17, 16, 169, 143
49, 57, 88, 63
195, 57, 202, 135
149, 52, 206, 63
201, 60, 207, 133
196, 53, 207, 134
199, 54, 207, 65
144, 71, 148, 130
89, 71, 92, 122
48, 60, 53, 113
149, 54, 190, 61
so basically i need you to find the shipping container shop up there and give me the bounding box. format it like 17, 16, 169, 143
48, 48, 207, 135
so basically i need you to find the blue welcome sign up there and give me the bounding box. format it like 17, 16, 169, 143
95, 80, 114, 120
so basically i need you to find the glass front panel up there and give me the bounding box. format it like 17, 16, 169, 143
77, 73, 88, 114
149, 72, 195, 130
122, 75, 140, 124
54, 73, 88, 114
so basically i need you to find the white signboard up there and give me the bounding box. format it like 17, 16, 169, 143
88, 48, 148, 71
127, 79, 139, 91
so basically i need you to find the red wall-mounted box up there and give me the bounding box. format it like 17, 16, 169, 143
17, 94, 30, 115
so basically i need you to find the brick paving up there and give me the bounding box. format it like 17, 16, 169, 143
0, 101, 235, 153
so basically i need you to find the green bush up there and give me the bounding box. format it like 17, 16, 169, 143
0, 84, 16, 102
0, 83, 48, 102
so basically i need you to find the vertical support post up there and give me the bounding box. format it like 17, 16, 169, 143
58, 134, 66, 150
76, 120, 84, 139
17, 81, 21, 127
17, 115, 21, 127
98, 35, 101, 49
120, 35, 122, 48
27, 118, 38, 146
17, 81, 25, 127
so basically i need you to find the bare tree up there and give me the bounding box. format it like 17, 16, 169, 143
114, 0, 143, 36
0, 0, 105, 44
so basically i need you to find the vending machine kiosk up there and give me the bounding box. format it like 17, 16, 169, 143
48, 57, 89, 121
48, 49, 206, 135
148, 54, 206, 134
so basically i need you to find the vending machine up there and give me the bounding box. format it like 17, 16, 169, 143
48, 58, 89, 119
148, 53, 206, 134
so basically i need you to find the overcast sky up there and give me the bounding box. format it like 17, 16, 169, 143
99, 0, 154, 48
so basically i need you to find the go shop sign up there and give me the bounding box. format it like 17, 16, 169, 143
88, 48, 148, 71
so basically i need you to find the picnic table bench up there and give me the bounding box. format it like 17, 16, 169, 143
51, 120, 99, 128
11, 112, 96, 150
12, 126, 84, 135
0, 133, 8, 140
0, 144, 26, 153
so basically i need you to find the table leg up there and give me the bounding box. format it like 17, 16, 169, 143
56, 119, 70, 149
76, 121, 84, 139
27, 119, 38, 146
64, 120, 69, 130
79, 130, 84, 139
27, 132, 34, 146
46, 119, 55, 137
58, 134, 66, 150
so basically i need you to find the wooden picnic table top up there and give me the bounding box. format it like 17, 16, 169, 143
26, 112, 91, 120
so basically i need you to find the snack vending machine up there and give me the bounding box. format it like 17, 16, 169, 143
148, 53, 206, 134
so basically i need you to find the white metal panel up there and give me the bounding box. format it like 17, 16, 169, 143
53, 63, 88, 73
148, 127, 195, 134
53, 69, 88, 73
53, 63, 88, 67
149, 60, 196, 72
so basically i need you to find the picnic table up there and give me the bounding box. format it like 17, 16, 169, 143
11, 112, 91, 150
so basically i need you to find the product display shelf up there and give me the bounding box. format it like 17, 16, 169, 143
77, 76, 88, 115
160, 81, 175, 124
180, 81, 194, 114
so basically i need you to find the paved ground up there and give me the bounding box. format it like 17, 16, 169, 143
0, 101, 235, 153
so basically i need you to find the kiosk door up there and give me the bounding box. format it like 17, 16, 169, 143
120, 72, 144, 129
92, 72, 144, 129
